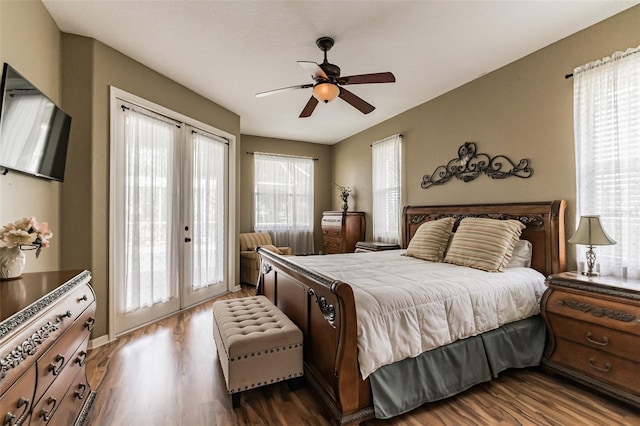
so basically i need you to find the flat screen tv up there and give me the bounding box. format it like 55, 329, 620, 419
0, 63, 71, 182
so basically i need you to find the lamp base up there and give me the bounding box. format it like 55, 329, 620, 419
581, 270, 600, 277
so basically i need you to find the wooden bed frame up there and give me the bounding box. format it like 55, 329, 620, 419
257, 200, 566, 424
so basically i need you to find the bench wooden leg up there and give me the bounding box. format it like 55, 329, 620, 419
231, 392, 241, 409
288, 376, 303, 391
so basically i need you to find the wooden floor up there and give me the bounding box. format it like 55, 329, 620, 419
84, 287, 640, 426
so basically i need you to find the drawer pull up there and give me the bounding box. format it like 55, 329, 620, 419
48, 354, 65, 376
75, 351, 88, 367
59, 310, 72, 320
78, 294, 88, 302
588, 357, 612, 372
39, 397, 57, 421
585, 332, 609, 346
75, 383, 87, 400
3, 397, 29, 426
84, 317, 95, 332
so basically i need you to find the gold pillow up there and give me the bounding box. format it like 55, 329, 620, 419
444, 218, 525, 272
405, 217, 455, 262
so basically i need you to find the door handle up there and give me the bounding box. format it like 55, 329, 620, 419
185, 237, 192, 243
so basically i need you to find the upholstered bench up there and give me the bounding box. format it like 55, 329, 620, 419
212, 295, 303, 408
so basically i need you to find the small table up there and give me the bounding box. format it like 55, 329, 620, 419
354, 241, 401, 253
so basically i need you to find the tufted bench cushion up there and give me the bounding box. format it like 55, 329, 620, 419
212, 295, 303, 407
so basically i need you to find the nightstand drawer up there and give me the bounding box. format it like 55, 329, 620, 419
550, 338, 640, 397
545, 290, 640, 336
546, 312, 639, 362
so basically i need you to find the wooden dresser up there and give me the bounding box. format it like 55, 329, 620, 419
0, 270, 96, 425
321, 211, 366, 254
541, 272, 640, 408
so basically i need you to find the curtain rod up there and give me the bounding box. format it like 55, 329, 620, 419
120, 104, 181, 128
565, 46, 640, 79
370, 133, 403, 147
245, 151, 318, 161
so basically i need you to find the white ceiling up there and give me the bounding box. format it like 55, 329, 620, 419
42, 0, 638, 145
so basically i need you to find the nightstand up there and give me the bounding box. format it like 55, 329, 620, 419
541, 272, 640, 408
354, 241, 401, 253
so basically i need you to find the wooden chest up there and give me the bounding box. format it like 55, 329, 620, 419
321, 211, 365, 254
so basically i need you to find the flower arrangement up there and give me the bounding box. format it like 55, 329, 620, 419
333, 183, 352, 212
0, 217, 53, 258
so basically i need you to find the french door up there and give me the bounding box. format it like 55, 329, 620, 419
111, 96, 229, 336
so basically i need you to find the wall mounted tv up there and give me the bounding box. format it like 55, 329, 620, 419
0, 63, 71, 182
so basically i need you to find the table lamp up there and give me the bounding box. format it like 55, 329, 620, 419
568, 215, 616, 276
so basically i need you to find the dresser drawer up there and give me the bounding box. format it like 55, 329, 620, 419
0, 365, 35, 426
31, 336, 87, 426
323, 237, 342, 251
546, 312, 639, 362
550, 338, 640, 396
47, 362, 91, 426
322, 227, 342, 237
35, 304, 94, 402
321, 216, 343, 228
545, 289, 640, 336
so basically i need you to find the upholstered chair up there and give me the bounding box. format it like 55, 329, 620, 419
239, 232, 292, 285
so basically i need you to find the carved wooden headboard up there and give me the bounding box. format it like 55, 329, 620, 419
402, 200, 566, 276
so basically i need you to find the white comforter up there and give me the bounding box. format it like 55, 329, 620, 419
290, 250, 546, 379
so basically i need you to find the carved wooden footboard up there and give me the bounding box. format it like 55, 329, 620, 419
257, 200, 566, 425
257, 249, 372, 424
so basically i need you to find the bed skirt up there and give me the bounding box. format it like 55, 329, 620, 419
369, 315, 546, 419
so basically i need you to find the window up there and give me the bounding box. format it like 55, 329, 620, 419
254, 153, 314, 254
372, 134, 402, 244
573, 45, 640, 278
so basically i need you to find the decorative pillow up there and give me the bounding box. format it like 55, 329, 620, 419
444, 218, 525, 272
405, 217, 455, 262
259, 244, 282, 255
506, 239, 532, 268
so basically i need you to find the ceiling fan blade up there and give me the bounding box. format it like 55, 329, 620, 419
256, 83, 313, 98
338, 87, 375, 114
299, 96, 319, 118
298, 61, 328, 80
338, 72, 396, 85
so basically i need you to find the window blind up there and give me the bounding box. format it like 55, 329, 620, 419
372, 134, 402, 244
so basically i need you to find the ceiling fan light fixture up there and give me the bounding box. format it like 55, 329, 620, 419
312, 82, 339, 103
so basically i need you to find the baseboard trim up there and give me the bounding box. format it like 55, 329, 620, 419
88, 334, 111, 350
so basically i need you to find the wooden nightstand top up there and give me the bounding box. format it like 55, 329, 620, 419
547, 272, 640, 301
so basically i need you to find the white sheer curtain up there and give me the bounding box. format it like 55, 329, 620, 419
254, 153, 314, 254
190, 131, 226, 290
574, 45, 640, 278
372, 134, 402, 244
0, 94, 53, 173
123, 105, 180, 311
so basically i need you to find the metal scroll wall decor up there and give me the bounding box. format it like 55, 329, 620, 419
421, 142, 533, 189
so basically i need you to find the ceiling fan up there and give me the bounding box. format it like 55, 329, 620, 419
256, 37, 396, 118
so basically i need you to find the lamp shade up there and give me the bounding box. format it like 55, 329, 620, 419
568, 215, 616, 246
312, 82, 339, 103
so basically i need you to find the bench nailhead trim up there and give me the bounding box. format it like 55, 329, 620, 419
228, 372, 303, 393
228, 343, 302, 362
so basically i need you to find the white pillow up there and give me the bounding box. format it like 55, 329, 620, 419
506, 239, 532, 268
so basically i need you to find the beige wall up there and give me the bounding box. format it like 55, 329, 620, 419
0, 0, 62, 272
332, 5, 640, 270
240, 135, 332, 252
61, 35, 240, 338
